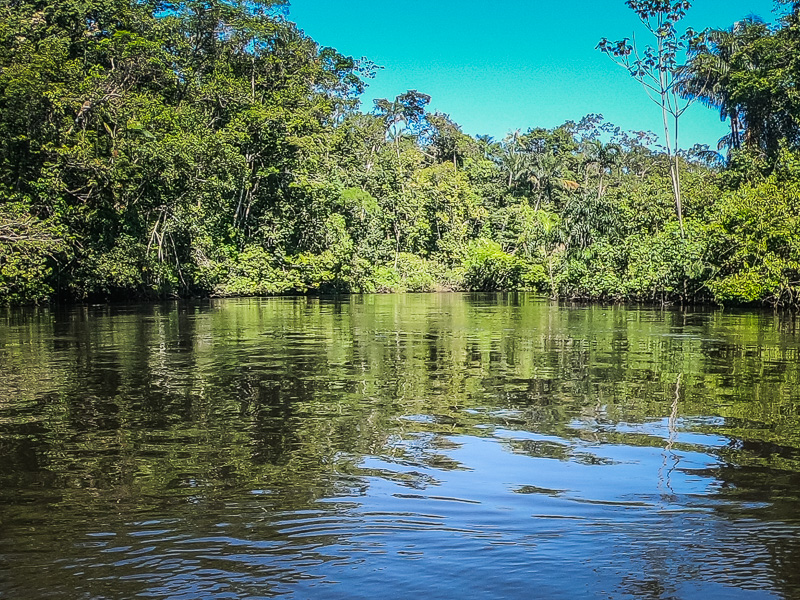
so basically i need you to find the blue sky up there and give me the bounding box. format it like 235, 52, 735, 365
288, 0, 780, 149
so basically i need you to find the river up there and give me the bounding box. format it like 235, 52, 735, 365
1, 294, 799, 599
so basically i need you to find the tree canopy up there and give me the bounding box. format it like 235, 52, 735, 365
1, 0, 800, 308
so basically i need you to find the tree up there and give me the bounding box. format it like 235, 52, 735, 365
425, 112, 476, 168
725, 11, 800, 156
373, 90, 431, 157
579, 139, 622, 197
499, 131, 530, 189
0, 204, 67, 303
678, 17, 769, 152
598, 0, 696, 238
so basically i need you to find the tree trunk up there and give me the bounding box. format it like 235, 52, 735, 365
673, 111, 685, 239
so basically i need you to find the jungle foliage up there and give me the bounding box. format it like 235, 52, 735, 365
2, 0, 800, 307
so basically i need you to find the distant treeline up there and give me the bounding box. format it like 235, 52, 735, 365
2, 0, 800, 307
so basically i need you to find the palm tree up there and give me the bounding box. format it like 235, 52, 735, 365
500, 131, 530, 189
580, 139, 622, 198
677, 17, 768, 152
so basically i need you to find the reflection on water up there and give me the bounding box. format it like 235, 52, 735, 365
1, 294, 800, 599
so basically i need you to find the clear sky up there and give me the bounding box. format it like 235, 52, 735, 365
287, 0, 781, 149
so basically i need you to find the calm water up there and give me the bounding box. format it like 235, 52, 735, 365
2, 294, 800, 599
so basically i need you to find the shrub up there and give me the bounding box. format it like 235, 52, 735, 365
217, 246, 301, 296
395, 253, 437, 292
463, 238, 524, 291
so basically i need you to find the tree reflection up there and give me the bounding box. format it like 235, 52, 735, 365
0, 296, 799, 598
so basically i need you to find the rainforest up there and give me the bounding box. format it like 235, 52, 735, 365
2, 0, 800, 307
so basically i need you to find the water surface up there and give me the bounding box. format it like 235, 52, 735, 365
2, 294, 800, 599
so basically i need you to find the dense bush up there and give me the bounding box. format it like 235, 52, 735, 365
463, 239, 524, 291
0, 206, 65, 304
707, 176, 800, 306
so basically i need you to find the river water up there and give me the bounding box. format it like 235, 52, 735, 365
1, 294, 800, 599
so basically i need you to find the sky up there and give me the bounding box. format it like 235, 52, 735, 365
287, 0, 782, 149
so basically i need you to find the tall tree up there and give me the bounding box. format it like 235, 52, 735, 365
678, 17, 769, 152
598, 0, 696, 238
